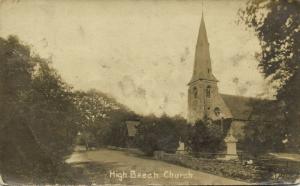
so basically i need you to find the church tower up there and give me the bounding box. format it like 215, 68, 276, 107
187, 14, 231, 124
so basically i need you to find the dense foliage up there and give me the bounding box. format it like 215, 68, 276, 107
135, 114, 229, 156
185, 119, 230, 155
135, 114, 187, 155
239, 0, 300, 152
0, 36, 79, 182
242, 100, 286, 155
0, 35, 140, 183
74, 89, 137, 148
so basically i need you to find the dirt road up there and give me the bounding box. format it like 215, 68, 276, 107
66, 148, 248, 185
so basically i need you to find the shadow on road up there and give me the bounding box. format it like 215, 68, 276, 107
68, 161, 118, 185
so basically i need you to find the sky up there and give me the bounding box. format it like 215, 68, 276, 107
0, 0, 274, 117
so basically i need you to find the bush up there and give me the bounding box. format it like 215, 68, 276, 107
185, 118, 228, 154
135, 114, 188, 155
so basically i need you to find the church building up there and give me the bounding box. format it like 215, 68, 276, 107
187, 14, 260, 140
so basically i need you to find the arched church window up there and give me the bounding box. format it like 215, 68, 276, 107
214, 107, 221, 117
206, 85, 211, 98
193, 87, 198, 98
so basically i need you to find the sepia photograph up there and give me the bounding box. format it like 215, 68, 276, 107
0, 0, 299, 185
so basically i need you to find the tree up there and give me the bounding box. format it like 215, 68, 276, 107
239, 0, 300, 151
74, 90, 113, 149
185, 119, 227, 156
74, 89, 136, 148
135, 115, 159, 155
102, 107, 136, 147
135, 114, 187, 155
242, 100, 286, 156
0, 36, 79, 182
29, 57, 79, 162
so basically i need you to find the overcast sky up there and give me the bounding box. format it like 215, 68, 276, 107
0, 0, 274, 117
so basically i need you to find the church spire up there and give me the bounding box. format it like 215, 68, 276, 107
198, 13, 209, 44
189, 13, 217, 85
187, 10, 232, 124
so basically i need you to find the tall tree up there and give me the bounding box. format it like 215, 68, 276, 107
74, 89, 136, 148
239, 0, 300, 151
0, 36, 79, 182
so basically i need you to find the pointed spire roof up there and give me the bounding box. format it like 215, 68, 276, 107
198, 13, 209, 44
189, 13, 217, 85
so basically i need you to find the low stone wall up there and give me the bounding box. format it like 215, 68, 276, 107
154, 151, 262, 183
107, 146, 145, 156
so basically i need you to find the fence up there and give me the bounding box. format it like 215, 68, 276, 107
107, 146, 145, 156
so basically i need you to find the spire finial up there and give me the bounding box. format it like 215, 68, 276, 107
202, 0, 204, 16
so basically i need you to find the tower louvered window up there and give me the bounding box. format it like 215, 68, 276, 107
193, 87, 198, 98
206, 85, 211, 98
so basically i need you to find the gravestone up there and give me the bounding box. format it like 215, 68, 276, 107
176, 140, 185, 154
224, 133, 238, 160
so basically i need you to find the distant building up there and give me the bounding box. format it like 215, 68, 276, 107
125, 120, 140, 147
187, 14, 270, 141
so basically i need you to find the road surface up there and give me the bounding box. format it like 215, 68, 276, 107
66, 148, 248, 185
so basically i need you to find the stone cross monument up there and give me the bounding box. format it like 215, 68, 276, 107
224, 130, 238, 160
